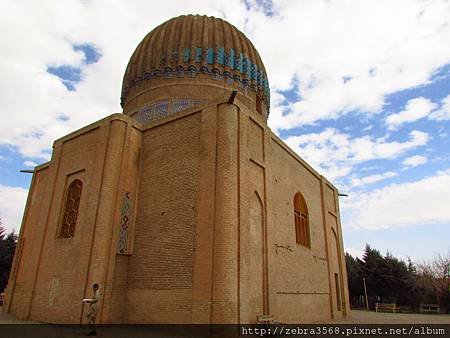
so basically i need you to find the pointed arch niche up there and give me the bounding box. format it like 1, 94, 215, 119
241, 191, 265, 322
293, 191, 310, 248
58, 179, 83, 239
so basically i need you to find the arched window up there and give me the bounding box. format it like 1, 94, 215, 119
294, 192, 310, 247
59, 179, 83, 238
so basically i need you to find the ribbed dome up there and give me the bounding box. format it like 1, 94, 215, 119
121, 14, 270, 115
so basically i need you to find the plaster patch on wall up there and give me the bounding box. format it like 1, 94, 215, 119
48, 277, 60, 306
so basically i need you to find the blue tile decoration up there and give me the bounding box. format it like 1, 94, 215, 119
121, 46, 270, 113
172, 99, 190, 113
155, 100, 170, 118
132, 98, 207, 123
195, 47, 202, 63
217, 47, 225, 65
242, 56, 248, 74
251, 63, 257, 80
206, 48, 214, 64
183, 48, 190, 63
229, 48, 235, 69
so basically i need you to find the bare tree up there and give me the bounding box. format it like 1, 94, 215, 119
417, 250, 450, 313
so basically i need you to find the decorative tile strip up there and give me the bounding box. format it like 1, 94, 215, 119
117, 192, 132, 254
131, 98, 206, 124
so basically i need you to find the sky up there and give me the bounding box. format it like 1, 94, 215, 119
0, 0, 449, 263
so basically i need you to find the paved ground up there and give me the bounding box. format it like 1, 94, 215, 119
0, 307, 38, 324
327, 309, 450, 324
1, 307, 449, 324
1, 307, 449, 337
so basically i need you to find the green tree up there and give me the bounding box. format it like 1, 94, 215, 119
345, 244, 450, 312
345, 252, 364, 307
349, 244, 422, 310
360, 244, 385, 307
0, 218, 18, 293
382, 252, 418, 308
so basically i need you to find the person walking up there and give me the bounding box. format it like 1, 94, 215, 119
83, 283, 100, 336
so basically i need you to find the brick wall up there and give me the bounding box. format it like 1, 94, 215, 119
125, 112, 201, 322
4, 100, 349, 324
4, 115, 141, 323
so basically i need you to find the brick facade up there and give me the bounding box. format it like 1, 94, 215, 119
4, 98, 349, 323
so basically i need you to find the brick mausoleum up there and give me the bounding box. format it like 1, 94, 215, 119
3, 14, 349, 324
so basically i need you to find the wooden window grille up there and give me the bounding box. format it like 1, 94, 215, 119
59, 179, 82, 238
294, 192, 310, 247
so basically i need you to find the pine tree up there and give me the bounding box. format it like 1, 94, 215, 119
0, 218, 18, 293
345, 252, 364, 308
345, 243, 444, 312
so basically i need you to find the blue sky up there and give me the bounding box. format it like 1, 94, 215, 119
0, 0, 449, 263
47, 44, 101, 91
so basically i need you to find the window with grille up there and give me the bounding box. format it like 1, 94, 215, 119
59, 179, 82, 238
294, 192, 310, 247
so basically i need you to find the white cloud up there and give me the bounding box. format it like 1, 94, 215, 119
345, 247, 365, 259
349, 171, 398, 188
23, 161, 37, 167
0, 185, 28, 234
285, 129, 429, 181
0, 1, 448, 233
265, 0, 450, 131
0, 0, 247, 159
386, 97, 437, 130
437, 126, 448, 138
430, 94, 450, 121
0, 0, 449, 158
402, 155, 427, 168
341, 169, 450, 230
